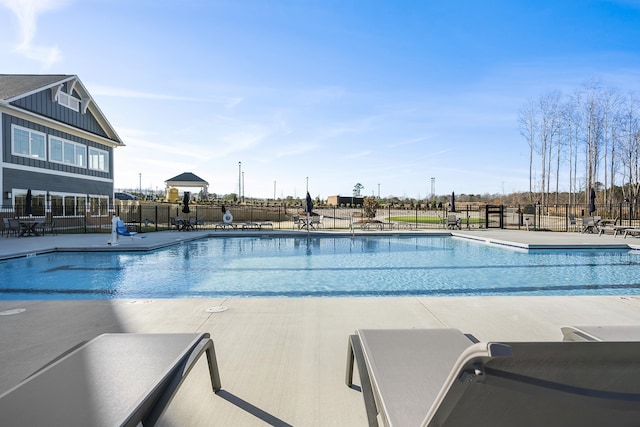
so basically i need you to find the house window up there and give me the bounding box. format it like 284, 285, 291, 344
11, 125, 46, 160
49, 136, 86, 167
57, 91, 80, 112
14, 190, 46, 216
50, 193, 87, 217
88, 147, 109, 172
89, 195, 108, 216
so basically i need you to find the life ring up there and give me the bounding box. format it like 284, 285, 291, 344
223, 211, 233, 224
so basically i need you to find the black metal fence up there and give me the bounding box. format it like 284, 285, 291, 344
2, 201, 639, 236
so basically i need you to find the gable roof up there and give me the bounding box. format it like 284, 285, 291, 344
0, 74, 123, 146
166, 172, 209, 185
0, 75, 72, 100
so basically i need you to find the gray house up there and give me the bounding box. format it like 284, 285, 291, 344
0, 75, 124, 219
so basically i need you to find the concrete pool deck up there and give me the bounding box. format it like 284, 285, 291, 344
1, 229, 640, 426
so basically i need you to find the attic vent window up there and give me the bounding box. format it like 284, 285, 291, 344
58, 91, 80, 112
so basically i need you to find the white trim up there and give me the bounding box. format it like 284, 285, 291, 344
50, 84, 63, 102
49, 135, 87, 168
1, 163, 114, 184
88, 146, 109, 172
11, 124, 47, 160
0, 102, 124, 148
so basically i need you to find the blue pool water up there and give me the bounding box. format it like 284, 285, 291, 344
1, 236, 640, 299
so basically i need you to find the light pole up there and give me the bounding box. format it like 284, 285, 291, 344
238, 162, 241, 203
430, 177, 435, 201
306, 176, 309, 193
242, 172, 244, 203
274, 181, 276, 201
139, 173, 141, 198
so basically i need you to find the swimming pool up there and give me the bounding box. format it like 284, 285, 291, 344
1, 235, 640, 299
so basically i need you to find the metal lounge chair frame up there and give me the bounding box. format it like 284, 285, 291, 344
562, 325, 640, 342
346, 328, 640, 427
0, 333, 221, 427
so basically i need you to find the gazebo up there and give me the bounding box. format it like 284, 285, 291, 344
164, 172, 209, 201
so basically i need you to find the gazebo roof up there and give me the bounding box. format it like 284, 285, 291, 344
165, 172, 209, 186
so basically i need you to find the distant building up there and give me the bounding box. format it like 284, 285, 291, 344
327, 195, 364, 206
1, 74, 124, 216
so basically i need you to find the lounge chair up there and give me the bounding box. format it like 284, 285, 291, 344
259, 221, 274, 229
597, 217, 629, 236
0, 333, 221, 426
623, 227, 640, 238
242, 222, 261, 230
346, 328, 640, 427
562, 325, 640, 341
446, 214, 460, 230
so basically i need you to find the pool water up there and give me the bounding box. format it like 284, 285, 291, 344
1, 236, 640, 299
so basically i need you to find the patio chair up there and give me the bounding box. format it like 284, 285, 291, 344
170, 217, 181, 231
0, 333, 222, 426
446, 214, 460, 230
581, 216, 601, 233
562, 325, 640, 342
36, 219, 56, 236
3, 217, 19, 237
310, 215, 324, 229
346, 328, 640, 427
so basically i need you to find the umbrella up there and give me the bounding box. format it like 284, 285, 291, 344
451, 191, 456, 213
305, 192, 313, 232
182, 192, 190, 214
26, 189, 33, 216
589, 188, 596, 214
305, 192, 313, 214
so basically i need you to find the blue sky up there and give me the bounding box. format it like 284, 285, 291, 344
2, 0, 640, 200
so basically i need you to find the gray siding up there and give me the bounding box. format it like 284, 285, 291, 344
3, 168, 113, 196
10, 85, 108, 138
2, 113, 114, 180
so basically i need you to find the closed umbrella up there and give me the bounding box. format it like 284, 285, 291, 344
589, 188, 596, 214
26, 189, 33, 216
305, 192, 313, 232
451, 191, 456, 213
182, 192, 190, 214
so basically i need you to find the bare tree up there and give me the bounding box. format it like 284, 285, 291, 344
519, 99, 538, 201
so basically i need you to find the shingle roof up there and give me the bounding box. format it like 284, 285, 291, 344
0, 74, 73, 101
166, 172, 209, 184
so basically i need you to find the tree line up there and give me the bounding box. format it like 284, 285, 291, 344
520, 78, 640, 207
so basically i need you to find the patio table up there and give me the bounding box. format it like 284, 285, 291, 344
18, 219, 41, 237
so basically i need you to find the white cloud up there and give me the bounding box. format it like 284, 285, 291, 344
0, 0, 68, 68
